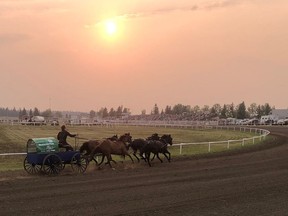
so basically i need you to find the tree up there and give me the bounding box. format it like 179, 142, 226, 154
102, 108, 108, 118
227, 103, 235, 118
220, 104, 228, 118
236, 102, 246, 119
210, 104, 222, 117
116, 106, 123, 117
22, 108, 27, 117
33, 107, 40, 116
152, 104, 159, 115
41, 109, 52, 117
172, 104, 191, 115
248, 103, 257, 117
192, 105, 200, 114
29, 109, 33, 117
263, 103, 272, 115
201, 105, 210, 112
89, 110, 96, 119
164, 106, 172, 114
109, 108, 116, 117
123, 107, 130, 114
256, 105, 263, 118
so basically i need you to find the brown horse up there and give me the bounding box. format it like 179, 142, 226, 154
79, 140, 102, 164
79, 135, 118, 164
91, 133, 134, 168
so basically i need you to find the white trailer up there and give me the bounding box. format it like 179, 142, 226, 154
260, 115, 278, 125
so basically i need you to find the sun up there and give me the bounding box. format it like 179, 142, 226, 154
104, 20, 117, 36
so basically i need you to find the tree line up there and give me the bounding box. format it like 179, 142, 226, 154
0, 102, 274, 120
149, 102, 273, 119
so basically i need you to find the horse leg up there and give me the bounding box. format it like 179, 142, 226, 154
126, 153, 134, 163
132, 150, 140, 162
163, 152, 170, 162
133, 152, 140, 162
164, 150, 171, 162
146, 152, 152, 167
156, 153, 163, 163
151, 154, 156, 161
97, 154, 105, 166
92, 157, 99, 165
106, 154, 113, 168
111, 159, 117, 164
139, 151, 146, 162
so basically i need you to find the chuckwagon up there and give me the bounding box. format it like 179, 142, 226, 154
23, 137, 88, 175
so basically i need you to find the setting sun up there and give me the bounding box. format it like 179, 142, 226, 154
104, 20, 117, 36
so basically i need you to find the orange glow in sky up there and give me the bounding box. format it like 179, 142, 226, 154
0, 0, 288, 114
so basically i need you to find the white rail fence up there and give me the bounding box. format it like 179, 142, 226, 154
0, 126, 270, 157
173, 127, 270, 154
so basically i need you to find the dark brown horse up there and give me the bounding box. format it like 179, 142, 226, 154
91, 133, 134, 168
140, 134, 173, 167
128, 133, 164, 162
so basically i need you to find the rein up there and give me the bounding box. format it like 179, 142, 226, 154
75, 137, 91, 140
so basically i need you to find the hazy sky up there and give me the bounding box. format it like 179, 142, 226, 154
1, 0, 287, 114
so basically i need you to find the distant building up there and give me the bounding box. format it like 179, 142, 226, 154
271, 109, 288, 119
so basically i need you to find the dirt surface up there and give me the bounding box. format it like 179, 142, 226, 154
0, 126, 288, 216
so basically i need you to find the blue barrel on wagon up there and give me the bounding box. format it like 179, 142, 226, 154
24, 137, 88, 175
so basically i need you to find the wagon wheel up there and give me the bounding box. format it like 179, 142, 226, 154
71, 153, 88, 173
42, 154, 63, 175
23, 156, 42, 175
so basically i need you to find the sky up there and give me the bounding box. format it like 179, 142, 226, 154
1, 0, 287, 114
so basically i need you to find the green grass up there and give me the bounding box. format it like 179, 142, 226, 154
0, 124, 266, 171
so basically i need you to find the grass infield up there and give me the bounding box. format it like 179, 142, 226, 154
0, 124, 267, 171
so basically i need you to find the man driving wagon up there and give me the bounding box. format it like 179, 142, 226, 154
57, 125, 77, 151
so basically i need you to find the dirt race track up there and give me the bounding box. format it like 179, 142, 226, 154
0, 127, 288, 216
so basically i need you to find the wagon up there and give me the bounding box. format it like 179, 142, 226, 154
23, 137, 88, 175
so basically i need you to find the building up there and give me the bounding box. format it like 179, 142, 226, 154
271, 109, 288, 119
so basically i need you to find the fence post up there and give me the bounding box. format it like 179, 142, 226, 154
227, 140, 230, 149
208, 142, 211, 152
253, 137, 255, 145
242, 138, 245, 146
180, 144, 183, 155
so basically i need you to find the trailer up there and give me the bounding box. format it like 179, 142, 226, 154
23, 137, 88, 175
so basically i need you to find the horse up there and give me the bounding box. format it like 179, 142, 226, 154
146, 133, 160, 141
79, 140, 101, 164
79, 135, 118, 165
140, 134, 173, 167
127, 138, 147, 162
127, 133, 171, 163
127, 133, 161, 162
105, 134, 118, 141
91, 133, 134, 168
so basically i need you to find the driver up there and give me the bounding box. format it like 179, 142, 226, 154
57, 125, 77, 151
